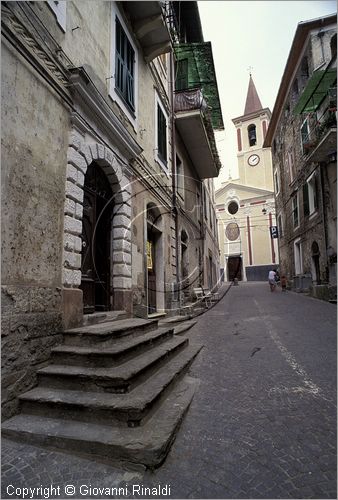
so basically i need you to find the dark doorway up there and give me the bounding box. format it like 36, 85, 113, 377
80, 163, 113, 313
311, 241, 321, 284
227, 256, 243, 281
208, 255, 213, 289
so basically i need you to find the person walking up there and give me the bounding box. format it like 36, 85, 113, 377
268, 269, 277, 292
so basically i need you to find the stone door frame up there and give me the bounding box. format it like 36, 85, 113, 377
62, 136, 132, 328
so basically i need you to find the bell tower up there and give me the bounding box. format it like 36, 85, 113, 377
232, 74, 273, 191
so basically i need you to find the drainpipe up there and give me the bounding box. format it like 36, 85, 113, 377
169, 49, 180, 305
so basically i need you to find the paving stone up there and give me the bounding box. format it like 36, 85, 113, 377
1, 283, 337, 498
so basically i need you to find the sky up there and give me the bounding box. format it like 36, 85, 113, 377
198, 0, 337, 189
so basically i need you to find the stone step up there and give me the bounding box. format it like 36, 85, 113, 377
174, 320, 197, 335
51, 327, 174, 367
63, 318, 159, 347
3, 376, 199, 469
159, 315, 191, 325
19, 344, 202, 426
82, 310, 129, 326
37, 337, 190, 393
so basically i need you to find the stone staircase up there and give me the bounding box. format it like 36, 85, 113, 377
2, 317, 202, 469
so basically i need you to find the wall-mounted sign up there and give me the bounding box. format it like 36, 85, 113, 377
270, 226, 278, 239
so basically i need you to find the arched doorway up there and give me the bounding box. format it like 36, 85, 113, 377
146, 203, 164, 315
80, 163, 113, 313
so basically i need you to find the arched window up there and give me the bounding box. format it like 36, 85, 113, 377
301, 57, 309, 79
330, 34, 337, 59
247, 124, 256, 146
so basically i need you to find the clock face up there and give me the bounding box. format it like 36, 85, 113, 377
248, 154, 260, 166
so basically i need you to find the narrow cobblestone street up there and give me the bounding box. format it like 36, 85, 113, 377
2, 283, 337, 499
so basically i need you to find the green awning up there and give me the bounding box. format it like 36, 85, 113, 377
294, 68, 337, 114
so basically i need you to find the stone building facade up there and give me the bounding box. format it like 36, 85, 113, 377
264, 14, 337, 299
216, 76, 278, 282
1, 1, 222, 418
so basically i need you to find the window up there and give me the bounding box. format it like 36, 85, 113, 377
301, 56, 309, 79
294, 238, 303, 275
155, 97, 168, 170
176, 155, 184, 199
159, 53, 167, 72
285, 149, 295, 184
228, 201, 239, 215
292, 79, 299, 102
273, 139, 277, 154
115, 18, 135, 111
303, 172, 318, 217
301, 118, 311, 154
176, 59, 188, 90
292, 193, 299, 228
274, 169, 280, 195
248, 124, 257, 146
196, 191, 201, 223
331, 34, 337, 58
277, 214, 283, 238
47, 1, 66, 31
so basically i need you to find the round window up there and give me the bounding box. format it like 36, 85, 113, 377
228, 201, 239, 215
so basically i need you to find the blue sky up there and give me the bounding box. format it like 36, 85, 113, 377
198, 1, 337, 184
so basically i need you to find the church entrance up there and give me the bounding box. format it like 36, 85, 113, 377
80, 163, 113, 313
227, 256, 243, 281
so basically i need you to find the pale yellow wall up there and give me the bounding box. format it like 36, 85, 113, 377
234, 112, 273, 191
216, 187, 279, 280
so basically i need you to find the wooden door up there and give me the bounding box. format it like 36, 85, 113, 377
80, 164, 112, 313
147, 237, 157, 314
227, 256, 242, 281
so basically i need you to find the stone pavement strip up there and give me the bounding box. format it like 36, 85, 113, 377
2, 283, 337, 499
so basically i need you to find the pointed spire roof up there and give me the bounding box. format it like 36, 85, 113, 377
244, 75, 263, 115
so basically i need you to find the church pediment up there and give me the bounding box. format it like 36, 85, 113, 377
215, 181, 274, 202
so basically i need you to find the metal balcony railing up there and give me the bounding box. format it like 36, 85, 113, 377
301, 91, 337, 156
174, 88, 208, 114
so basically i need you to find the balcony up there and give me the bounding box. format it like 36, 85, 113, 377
301, 101, 337, 162
122, 1, 171, 62
174, 89, 221, 179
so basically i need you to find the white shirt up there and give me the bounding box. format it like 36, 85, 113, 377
268, 270, 276, 280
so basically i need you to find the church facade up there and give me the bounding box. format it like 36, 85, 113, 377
216, 76, 278, 281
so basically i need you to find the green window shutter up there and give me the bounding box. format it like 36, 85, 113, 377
303, 182, 309, 216
115, 18, 135, 111
176, 59, 188, 91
